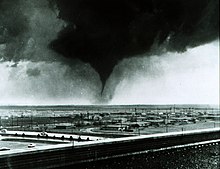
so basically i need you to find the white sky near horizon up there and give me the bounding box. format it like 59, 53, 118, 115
0, 41, 219, 106
110, 41, 219, 105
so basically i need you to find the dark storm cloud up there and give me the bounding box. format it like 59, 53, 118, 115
0, 0, 218, 96
0, 0, 64, 63
50, 0, 219, 89
0, 0, 102, 104
0, 0, 28, 61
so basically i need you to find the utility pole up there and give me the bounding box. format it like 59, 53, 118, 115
54, 113, 56, 126
11, 115, 13, 127
17, 116, 18, 126
135, 108, 140, 136
21, 113, 23, 129
30, 114, 33, 130
165, 109, 168, 133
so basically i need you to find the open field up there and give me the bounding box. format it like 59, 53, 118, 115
1, 105, 219, 137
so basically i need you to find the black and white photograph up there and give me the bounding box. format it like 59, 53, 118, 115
0, 0, 219, 168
